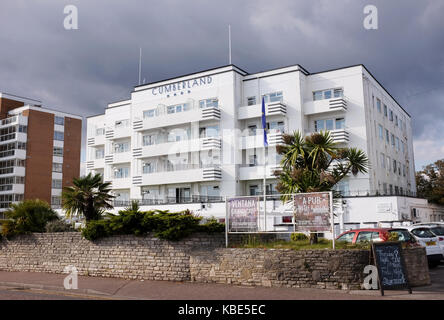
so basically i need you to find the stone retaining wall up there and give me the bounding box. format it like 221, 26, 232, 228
0, 233, 431, 290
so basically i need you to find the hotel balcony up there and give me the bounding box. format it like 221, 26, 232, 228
132, 106, 221, 131
133, 137, 221, 159
103, 152, 132, 165
0, 115, 28, 128
87, 134, 105, 146
0, 183, 25, 194
239, 132, 284, 149
238, 165, 282, 180
0, 132, 27, 145
0, 166, 25, 177
304, 97, 347, 115
132, 164, 222, 186
0, 148, 26, 160
238, 101, 287, 120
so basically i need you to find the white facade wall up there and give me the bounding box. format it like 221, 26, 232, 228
86, 64, 417, 226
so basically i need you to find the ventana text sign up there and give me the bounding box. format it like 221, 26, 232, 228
228, 197, 259, 232
293, 192, 332, 231
372, 242, 412, 296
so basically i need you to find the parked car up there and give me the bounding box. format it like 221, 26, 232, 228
336, 228, 417, 245
397, 226, 443, 268
412, 223, 444, 258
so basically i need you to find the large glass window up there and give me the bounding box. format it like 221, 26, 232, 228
143, 134, 156, 146
96, 128, 105, 136
53, 147, 63, 157
263, 92, 283, 103
314, 118, 344, 132
55, 116, 64, 126
313, 88, 342, 101
143, 162, 155, 174
247, 96, 256, 106
114, 142, 130, 153
54, 131, 64, 141
200, 125, 219, 138
383, 104, 388, 117
199, 98, 218, 109
52, 163, 63, 173
143, 109, 155, 118
52, 179, 62, 189
114, 167, 129, 179
268, 121, 285, 133
378, 124, 383, 140
385, 129, 389, 143
95, 148, 104, 159
376, 99, 381, 113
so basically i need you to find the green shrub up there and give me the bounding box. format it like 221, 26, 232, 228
291, 233, 309, 241
81, 220, 111, 241
1, 199, 59, 239
81, 207, 225, 241
198, 218, 225, 234
45, 220, 74, 233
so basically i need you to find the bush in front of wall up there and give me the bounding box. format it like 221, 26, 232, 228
291, 233, 309, 241
45, 220, 75, 233
81, 204, 225, 241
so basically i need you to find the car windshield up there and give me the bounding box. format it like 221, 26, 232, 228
411, 228, 436, 238
430, 227, 444, 236
388, 229, 414, 242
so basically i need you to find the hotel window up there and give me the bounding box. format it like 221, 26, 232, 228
393, 160, 397, 174
385, 129, 389, 143
95, 148, 104, 159
401, 141, 405, 153
51, 196, 62, 206
143, 109, 155, 118
314, 118, 344, 132
395, 115, 398, 126
376, 99, 381, 113
249, 185, 260, 196
199, 98, 218, 109
378, 124, 383, 140
143, 162, 155, 174
403, 164, 406, 177
263, 91, 283, 103
398, 163, 401, 175
114, 167, 129, 179
395, 137, 400, 151
96, 128, 105, 136
115, 119, 129, 128
55, 116, 64, 126
53, 147, 64, 157
386, 156, 391, 171
54, 131, 64, 141
267, 121, 285, 133
247, 96, 256, 106
200, 185, 220, 197
143, 134, 156, 146
52, 179, 62, 189
380, 153, 385, 168
52, 163, 63, 173
383, 183, 387, 194
248, 154, 258, 167
313, 88, 342, 101
389, 184, 393, 195
247, 125, 257, 136
114, 142, 130, 153
391, 134, 395, 147
199, 125, 219, 138
383, 104, 388, 117
389, 110, 393, 121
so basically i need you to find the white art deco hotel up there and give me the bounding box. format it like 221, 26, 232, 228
86, 63, 425, 229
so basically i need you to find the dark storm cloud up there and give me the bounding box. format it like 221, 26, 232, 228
0, 0, 443, 168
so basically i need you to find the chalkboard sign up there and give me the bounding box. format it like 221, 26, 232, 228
372, 242, 412, 296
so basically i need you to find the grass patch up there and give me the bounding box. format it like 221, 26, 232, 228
231, 236, 371, 250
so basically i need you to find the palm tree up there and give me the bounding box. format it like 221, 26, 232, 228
275, 131, 369, 243
62, 173, 115, 222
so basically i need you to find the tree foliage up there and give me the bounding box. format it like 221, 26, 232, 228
274, 131, 369, 201
416, 159, 444, 205
1, 199, 59, 238
62, 173, 114, 222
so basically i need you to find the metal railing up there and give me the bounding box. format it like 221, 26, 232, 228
113, 195, 224, 207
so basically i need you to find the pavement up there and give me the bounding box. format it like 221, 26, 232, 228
0, 266, 443, 300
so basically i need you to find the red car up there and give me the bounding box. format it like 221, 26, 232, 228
336, 228, 417, 244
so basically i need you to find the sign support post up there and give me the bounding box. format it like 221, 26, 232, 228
225, 197, 228, 248
330, 191, 335, 250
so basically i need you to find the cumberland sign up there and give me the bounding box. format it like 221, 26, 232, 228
151, 76, 213, 96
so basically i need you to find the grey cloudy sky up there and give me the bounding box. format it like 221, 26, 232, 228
0, 0, 443, 169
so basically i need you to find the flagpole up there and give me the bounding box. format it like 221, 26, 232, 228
228, 25, 232, 65
138, 48, 142, 86
259, 79, 267, 232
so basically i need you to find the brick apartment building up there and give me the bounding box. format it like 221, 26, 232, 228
0, 92, 82, 214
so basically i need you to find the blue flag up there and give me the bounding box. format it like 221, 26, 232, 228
261, 96, 268, 147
